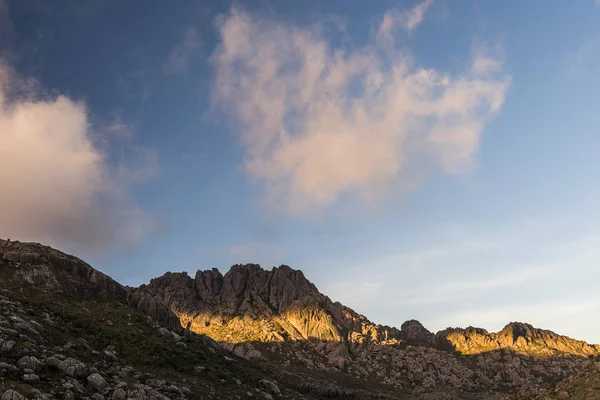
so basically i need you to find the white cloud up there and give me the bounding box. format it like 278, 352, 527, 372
0, 62, 154, 254
163, 27, 202, 75
378, 0, 433, 40
212, 7, 510, 215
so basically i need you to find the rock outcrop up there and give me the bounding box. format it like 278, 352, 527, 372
436, 322, 598, 356
135, 264, 401, 347
401, 320, 435, 346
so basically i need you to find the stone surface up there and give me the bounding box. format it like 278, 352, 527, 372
1, 390, 25, 400
58, 358, 88, 377
87, 373, 108, 391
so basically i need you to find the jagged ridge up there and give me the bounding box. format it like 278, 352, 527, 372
135, 264, 402, 347
137, 263, 599, 358
436, 322, 599, 357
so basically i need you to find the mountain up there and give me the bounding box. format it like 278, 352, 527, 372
135, 263, 598, 357
135, 264, 401, 345
136, 263, 600, 397
2, 239, 599, 400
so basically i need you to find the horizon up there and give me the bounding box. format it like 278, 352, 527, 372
1, 0, 600, 344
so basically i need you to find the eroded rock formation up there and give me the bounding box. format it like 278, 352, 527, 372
135, 264, 401, 347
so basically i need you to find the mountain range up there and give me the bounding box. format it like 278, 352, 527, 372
1, 238, 599, 400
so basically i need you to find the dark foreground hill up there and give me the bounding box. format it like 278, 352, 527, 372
1, 238, 600, 400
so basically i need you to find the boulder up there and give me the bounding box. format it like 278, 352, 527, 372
58, 358, 88, 377
17, 356, 44, 372
87, 373, 108, 391
1, 390, 25, 400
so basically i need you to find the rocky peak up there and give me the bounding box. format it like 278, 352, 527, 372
401, 319, 434, 346
194, 268, 224, 303
499, 322, 546, 343
136, 264, 399, 346
142, 264, 324, 317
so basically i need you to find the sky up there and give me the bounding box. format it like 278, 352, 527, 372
1, 0, 600, 342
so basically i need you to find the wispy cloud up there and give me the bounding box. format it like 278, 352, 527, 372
0, 62, 155, 254
163, 27, 202, 75
211, 6, 509, 215
378, 0, 433, 40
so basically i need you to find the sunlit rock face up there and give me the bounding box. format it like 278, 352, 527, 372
436, 322, 599, 357
135, 263, 400, 346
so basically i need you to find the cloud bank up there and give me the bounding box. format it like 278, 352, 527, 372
0, 63, 153, 253
212, 6, 510, 215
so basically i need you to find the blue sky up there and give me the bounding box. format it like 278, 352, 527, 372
1, 0, 600, 342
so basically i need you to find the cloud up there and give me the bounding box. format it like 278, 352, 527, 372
163, 27, 202, 75
378, 0, 433, 40
211, 7, 510, 215
0, 62, 155, 254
